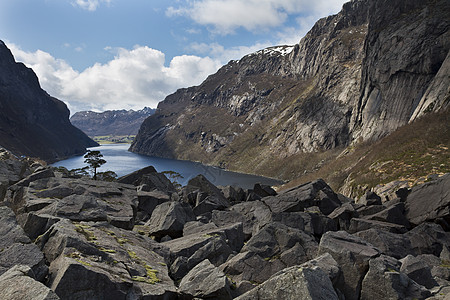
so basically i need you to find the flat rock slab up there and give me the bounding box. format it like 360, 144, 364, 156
318, 231, 381, 300
0, 206, 48, 281
8, 177, 138, 232
0, 265, 60, 300
235, 266, 338, 300
39, 219, 176, 299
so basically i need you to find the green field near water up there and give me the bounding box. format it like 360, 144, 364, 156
92, 135, 136, 144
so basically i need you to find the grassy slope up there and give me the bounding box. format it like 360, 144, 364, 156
279, 110, 449, 197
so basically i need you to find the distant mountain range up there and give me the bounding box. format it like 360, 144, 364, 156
130, 0, 450, 186
70, 107, 155, 137
0, 40, 97, 162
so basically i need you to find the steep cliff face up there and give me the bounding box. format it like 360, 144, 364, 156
0, 41, 97, 162
70, 107, 155, 137
131, 0, 449, 179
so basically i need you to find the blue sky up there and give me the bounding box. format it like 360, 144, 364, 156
0, 0, 347, 113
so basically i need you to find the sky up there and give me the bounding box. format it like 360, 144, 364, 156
0, 0, 348, 114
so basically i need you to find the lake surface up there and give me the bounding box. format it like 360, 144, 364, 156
51, 144, 283, 189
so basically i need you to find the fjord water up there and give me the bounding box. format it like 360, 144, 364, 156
51, 144, 282, 189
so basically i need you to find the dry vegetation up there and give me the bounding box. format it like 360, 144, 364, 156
280, 110, 449, 197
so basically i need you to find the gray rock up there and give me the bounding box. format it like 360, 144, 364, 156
220, 251, 286, 285
0, 265, 60, 300
179, 259, 233, 300
361, 255, 431, 300
220, 185, 246, 203
400, 255, 439, 289
356, 228, 414, 259
117, 165, 176, 192
146, 201, 196, 240
0, 206, 48, 281
318, 231, 381, 300
405, 174, 450, 228
366, 202, 410, 228
39, 220, 176, 299
263, 179, 340, 214
183, 175, 230, 214
358, 191, 382, 206
235, 266, 338, 300
253, 183, 277, 198
300, 253, 341, 285
349, 218, 408, 234
242, 222, 317, 263
222, 200, 272, 238
136, 189, 170, 221
328, 202, 358, 230
404, 223, 450, 256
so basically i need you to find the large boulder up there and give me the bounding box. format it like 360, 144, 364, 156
0, 206, 48, 281
7, 176, 138, 232
356, 229, 414, 259
117, 165, 176, 192
318, 231, 381, 300
145, 201, 196, 240
405, 174, 450, 228
178, 259, 233, 300
242, 222, 318, 264
400, 254, 439, 289
263, 179, 341, 215
360, 255, 431, 299
235, 266, 338, 300
0, 265, 59, 300
38, 219, 176, 299
182, 175, 230, 215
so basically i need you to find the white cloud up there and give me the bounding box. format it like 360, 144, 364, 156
167, 0, 347, 35
71, 0, 112, 12
8, 43, 221, 113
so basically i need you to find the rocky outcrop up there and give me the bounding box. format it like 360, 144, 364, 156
0, 155, 449, 298
70, 107, 155, 137
130, 0, 449, 180
0, 41, 97, 162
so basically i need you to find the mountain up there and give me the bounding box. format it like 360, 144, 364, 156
130, 0, 449, 181
70, 107, 156, 137
0, 41, 97, 162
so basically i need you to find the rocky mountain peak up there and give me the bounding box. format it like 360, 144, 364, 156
0, 41, 97, 161
131, 0, 449, 179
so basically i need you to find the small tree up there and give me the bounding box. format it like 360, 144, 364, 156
84, 150, 106, 180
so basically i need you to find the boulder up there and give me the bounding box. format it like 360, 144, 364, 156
178, 259, 233, 300
0, 265, 60, 300
220, 251, 286, 285
235, 266, 338, 300
404, 223, 450, 256
217, 200, 272, 238
300, 253, 341, 285
355, 229, 414, 259
360, 255, 431, 300
253, 183, 277, 198
318, 231, 381, 300
405, 174, 450, 228
117, 165, 176, 192
400, 254, 439, 289
358, 191, 382, 206
263, 179, 340, 214
0, 206, 48, 281
242, 222, 317, 263
8, 177, 138, 230
328, 202, 358, 231
136, 189, 170, 221
220, 185, 246, 203
165, 223, 243, 280
38, 220, 176, 299
365, 202, 410, 228
145, 202, 196, 240
348, 218, 408, 234
183, 175, 230, 214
